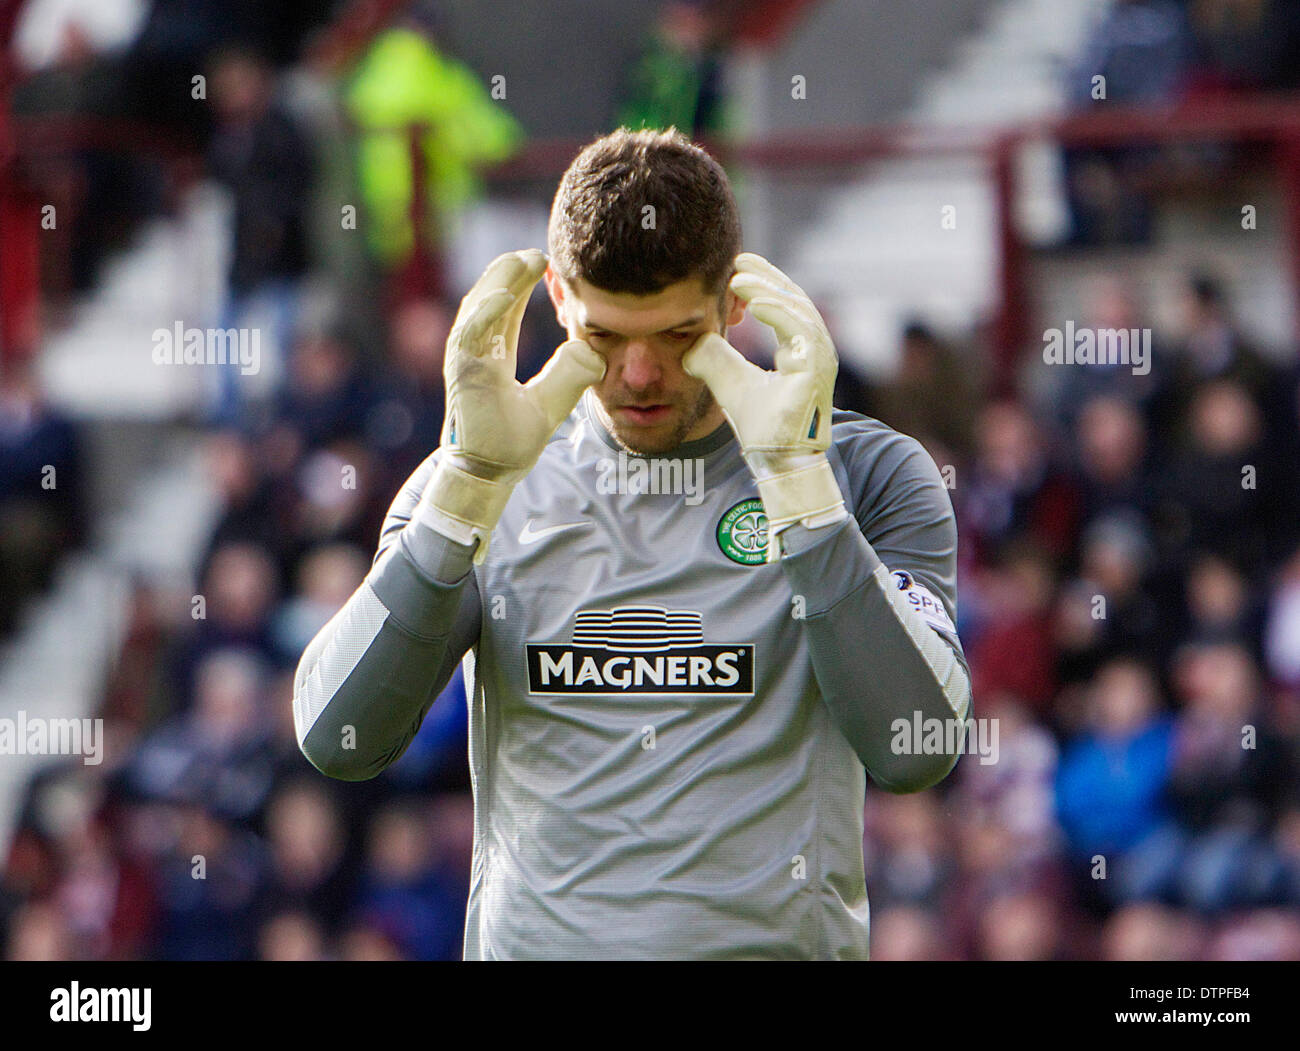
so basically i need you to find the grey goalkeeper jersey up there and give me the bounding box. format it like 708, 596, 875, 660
293, 392, 972, 960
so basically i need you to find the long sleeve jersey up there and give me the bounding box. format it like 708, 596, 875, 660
293, 391, 972, 959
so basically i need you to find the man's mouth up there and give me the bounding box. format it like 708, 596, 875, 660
618, 404, 672, 425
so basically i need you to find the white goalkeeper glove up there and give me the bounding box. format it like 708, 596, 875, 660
683, 252, 848, 561
417, 249, 606, 562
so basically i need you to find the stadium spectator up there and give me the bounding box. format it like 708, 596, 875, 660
866, 321, 981, 456
257, 908, 327, 961
1100, 902, 1206, 960
1055, 659, 1176, 910
270, 329, 374, 448
1031, 276, 1164, 440
1072, 395, 1152, 525
169, 543, 281, 705
961, 400, 1080, 564
1181, 552, 1258, 652
366, 297, 452, 489
1061, 0, 1196, 244
344, 8, 522, 290
125, 648, 278, 823
975, 890, 1066, 961
967, 544, 1059, 713
199, 429, 292, 578
270, 543, 368, 666
1161, 641, 1293, 910
5, 900, 75, 961
1152, 274, 1278, 448
150, 801, 270, 960
206, 46, 316, 424
954, 695, 1061, 863
50, 816, 156, 960
352, 800, 469, 961
618, 0, 729, 137
0, 360, 85, 636
1152, 379, 1272, 576
869, 906, 949, 961
863, 793, 955, 915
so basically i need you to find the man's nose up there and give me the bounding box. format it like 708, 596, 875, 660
619, 341, 662, 390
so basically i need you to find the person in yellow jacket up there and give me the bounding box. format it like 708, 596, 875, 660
346, 23, 522, 268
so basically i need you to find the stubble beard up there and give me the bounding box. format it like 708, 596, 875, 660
605, 383, 717, 457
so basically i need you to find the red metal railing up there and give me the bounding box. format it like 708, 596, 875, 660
991, 95, 1300, 381
6, 46, 1300, 387
485, 96, 1300, 389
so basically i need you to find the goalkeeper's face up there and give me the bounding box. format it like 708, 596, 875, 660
545, 269, 745, 455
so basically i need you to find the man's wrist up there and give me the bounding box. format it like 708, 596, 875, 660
745, 451, 848, 560
415, 457, 520, 564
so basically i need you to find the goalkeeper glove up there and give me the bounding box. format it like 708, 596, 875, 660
417, 249, 606, 562
683, 252, 848, 561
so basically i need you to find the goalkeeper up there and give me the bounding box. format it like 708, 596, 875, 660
293, 127, 972, 960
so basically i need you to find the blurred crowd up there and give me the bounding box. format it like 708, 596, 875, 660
2, 0, 1299, 961
1, 0, 521, 963
859, 272, 1300, 959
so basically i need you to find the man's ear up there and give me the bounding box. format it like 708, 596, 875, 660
543, 266, 569, 331
724, 288, 747, 329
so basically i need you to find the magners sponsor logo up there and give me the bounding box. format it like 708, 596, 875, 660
527, 605, 754, 694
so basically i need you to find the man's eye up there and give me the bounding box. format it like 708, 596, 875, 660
667, 331, 695, 342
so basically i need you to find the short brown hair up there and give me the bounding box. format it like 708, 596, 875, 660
547, 127, 741, 297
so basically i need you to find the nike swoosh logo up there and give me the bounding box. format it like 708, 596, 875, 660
518, 519, 591, 545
